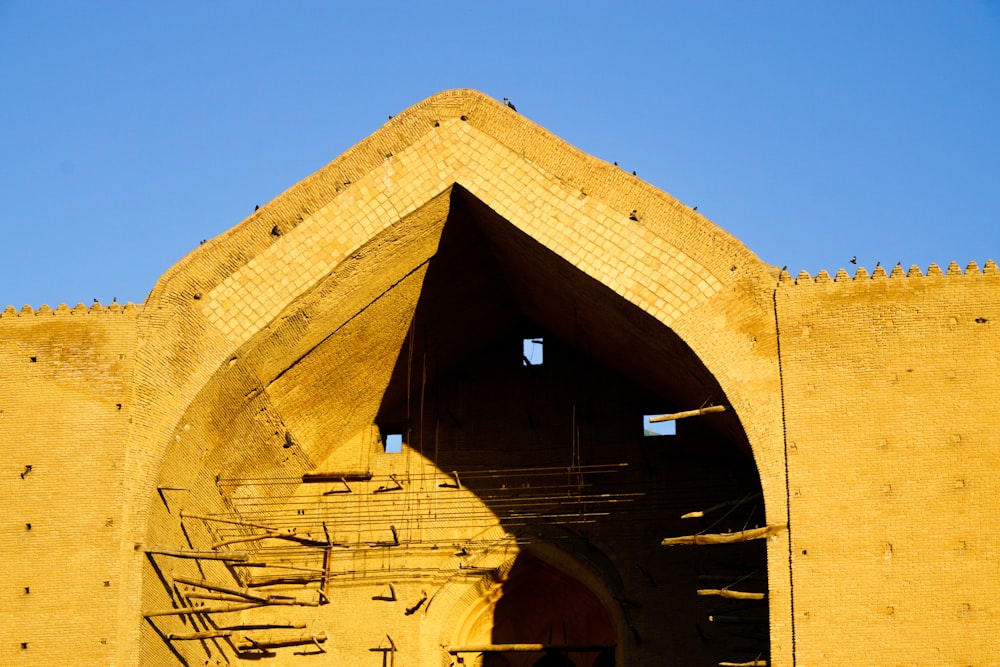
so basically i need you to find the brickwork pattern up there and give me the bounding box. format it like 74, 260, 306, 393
0, 304, 137, 665
21, 91, 999, 665
778, 265, 1000, 666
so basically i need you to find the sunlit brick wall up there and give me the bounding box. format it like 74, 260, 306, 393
0, 304, 137, 665
778, 263, 1000, 666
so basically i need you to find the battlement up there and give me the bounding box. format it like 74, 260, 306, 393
779, 259, 999, 285
0, 300, 140, 318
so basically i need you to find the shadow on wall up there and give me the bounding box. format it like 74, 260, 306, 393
483, 551, 615, 667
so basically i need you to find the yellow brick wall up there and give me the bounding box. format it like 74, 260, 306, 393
3, 89, 996, 666
0, 303, 137, 665
118, 89, 790, 664
777, 262, 1000, 666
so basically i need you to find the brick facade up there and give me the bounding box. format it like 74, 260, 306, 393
1, 90, 995, 666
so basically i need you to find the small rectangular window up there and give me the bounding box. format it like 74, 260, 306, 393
643, 414, 676, 436
522, 338, 543, 366
385, 433, 403, 453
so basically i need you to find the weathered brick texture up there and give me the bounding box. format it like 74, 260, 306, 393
1, 91, 996, 666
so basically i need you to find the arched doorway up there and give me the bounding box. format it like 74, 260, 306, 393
450, 551, 618, 667
491, 553, 616, 667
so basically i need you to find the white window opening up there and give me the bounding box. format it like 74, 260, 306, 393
385, 433, 403, 453
522, 338, 543, 366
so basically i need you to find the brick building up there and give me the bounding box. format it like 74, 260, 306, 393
1, 89, 997, 666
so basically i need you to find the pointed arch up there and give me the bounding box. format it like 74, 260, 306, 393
122, 89, 790, 665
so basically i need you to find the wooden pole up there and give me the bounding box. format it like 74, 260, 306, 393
662, 524, 784, 546
143, 602, 262, 618
179, 510, 276, 532
237, 631, 327, 651
448, 644, 615, 654
212, 530, 328, 549
143, 547, 250, 561
648, 405, 727, 423
184, 591, 257, 604
302, 471, 372, 483
167, 630, 232, 641
697, 589, 766, 600
171, 573, 270, 602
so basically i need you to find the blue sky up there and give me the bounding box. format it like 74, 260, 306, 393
1, 1, 998, 307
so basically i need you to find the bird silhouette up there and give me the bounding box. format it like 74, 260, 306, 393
850, 256, 857, 264
503, 97, 517, 112
255, 204, 259, 211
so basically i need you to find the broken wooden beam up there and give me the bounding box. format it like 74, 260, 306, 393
143, 546, 250, 561
246, 573, 324, 587
167, 630, 233, 641
217, 622, 307, 631
185, 591, 260, 604
237, 631, 327, 651
171, 573, 270, 602
143, 602, 262, 618
648, 405, 727, 423
183, 587, 321, 608
263, 596, 322, 607
662, 524, 784, 546
212, 530, 328, 549
697, 589, 766, 600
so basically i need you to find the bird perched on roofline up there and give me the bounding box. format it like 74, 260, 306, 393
503, 97, 517, 112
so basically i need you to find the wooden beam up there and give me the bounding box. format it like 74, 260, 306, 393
212, 530, 329, 549
143, 602, 262, 618
171, 573, 270, 602
661, 524, 784, 546
237, 632, 327, 651
143, 547, 250, 561
167, 630, 232, 641
697, 589, 766, 600
302, 471, 372, 483
448, 644, 615, 654
184, 591, 257, 604
648, 405, 727, 423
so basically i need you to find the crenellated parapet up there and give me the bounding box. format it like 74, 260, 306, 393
778, 259, 999, 285
1, 300, 140, 318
